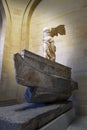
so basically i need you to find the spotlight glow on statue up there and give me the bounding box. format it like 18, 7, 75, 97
43, 25, 66, 62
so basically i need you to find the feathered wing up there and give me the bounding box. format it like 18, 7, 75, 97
50, 25, 66, 37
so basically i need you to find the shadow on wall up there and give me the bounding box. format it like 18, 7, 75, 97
0, 0, 6, 79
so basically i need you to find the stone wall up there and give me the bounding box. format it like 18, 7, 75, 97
0, 0, 42, 103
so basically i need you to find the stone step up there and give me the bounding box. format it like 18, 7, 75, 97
40, 108, 75, 130
0, 102, 72, 130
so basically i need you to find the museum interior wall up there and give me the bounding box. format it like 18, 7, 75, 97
0, 0, 87, 115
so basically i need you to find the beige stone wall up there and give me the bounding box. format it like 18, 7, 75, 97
0, 0, 42, 103
29, 0, 87, 115
0, 0, 32, 102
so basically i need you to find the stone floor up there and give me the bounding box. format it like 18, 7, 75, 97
67, 116, 87, 130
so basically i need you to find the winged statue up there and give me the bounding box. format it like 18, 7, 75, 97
43, 25, 66, 62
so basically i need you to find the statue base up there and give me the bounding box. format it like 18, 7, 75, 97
0, 101, 73, 130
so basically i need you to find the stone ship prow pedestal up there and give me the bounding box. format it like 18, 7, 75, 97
14, 49, 78, 103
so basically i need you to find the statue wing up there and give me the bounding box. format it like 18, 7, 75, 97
50, 25, 66, 37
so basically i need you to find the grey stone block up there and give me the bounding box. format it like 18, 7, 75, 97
0, 102, 72, 130
21, 49, 71, 79
40, 108, 76, 130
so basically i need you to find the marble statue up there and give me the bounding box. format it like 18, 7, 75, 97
43, 28, 56, 62
43, 25, 66, 62
43, 35, 56, 61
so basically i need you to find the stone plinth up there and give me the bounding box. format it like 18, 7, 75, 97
0, 102, 72, 130
14, 50, 78, 103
